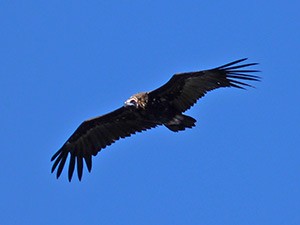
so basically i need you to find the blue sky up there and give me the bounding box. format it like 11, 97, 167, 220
1, 1, 299, 225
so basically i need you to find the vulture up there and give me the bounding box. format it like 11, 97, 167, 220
51, 58, 260, 181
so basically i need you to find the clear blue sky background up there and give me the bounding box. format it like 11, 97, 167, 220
1, 1, 299, 225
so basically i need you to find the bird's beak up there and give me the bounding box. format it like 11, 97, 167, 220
124, 100, 135, 107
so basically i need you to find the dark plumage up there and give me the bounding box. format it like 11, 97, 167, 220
51, 58, 260, 181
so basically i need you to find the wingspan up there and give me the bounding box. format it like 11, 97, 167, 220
149, 58, 260, 113
51, 107, 158, 181
51, 58, 260, 181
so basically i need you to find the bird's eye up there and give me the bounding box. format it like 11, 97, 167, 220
130, 99, 136, 104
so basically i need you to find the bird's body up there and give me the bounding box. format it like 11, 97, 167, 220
125, 91, 196, 131
51, 58, 260, 181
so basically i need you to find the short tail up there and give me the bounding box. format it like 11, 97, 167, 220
164, 114, 196, 132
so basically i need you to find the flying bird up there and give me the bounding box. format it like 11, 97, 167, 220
51, 58, 260, 181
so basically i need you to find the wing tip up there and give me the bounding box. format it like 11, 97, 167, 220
51, 148, 95, 182
219, 58, 261, 89
217, 58, 259, 70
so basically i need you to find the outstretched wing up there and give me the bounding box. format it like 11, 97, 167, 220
149, 58, 260, 113
51, 107, 158, 181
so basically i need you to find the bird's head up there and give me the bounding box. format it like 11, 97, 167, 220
124, 92, 148, 109
124, 96, 138, 108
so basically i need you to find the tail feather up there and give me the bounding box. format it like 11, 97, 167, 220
164, 114, 196, 132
